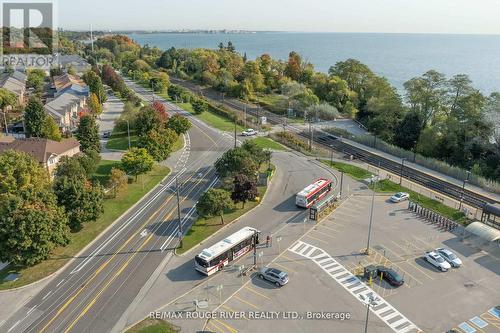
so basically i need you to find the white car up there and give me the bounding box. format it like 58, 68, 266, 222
436, 248, 462, 268
424, 251, 451, 271
390, 192, 410, 203
241, 128, 258, 136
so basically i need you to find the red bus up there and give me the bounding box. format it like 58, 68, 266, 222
295, 178, 332, 208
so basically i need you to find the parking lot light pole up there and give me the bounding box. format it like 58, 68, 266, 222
363, 296, 376, 333
399, 158, 406, 185
365, 175, 377, 255
458, 170, 471, 211
340, 171, 344, 197
176, 176, 183, 248
234, 114, 237, 148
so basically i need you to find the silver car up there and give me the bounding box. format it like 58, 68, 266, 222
259, 267, 289, 287
436, 248, 462, 268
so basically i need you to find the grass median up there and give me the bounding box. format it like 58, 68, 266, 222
251, 137, 286, 151
322, 160, 466, 223
0, 161, 170, 290
126, 319, 179, 333
177, 164, 274, 255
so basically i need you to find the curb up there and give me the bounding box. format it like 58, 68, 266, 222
174, 164, 277, 258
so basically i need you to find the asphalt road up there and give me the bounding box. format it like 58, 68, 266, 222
1, 79, 233, 333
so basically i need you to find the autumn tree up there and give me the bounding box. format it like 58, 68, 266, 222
0, 150, 69, 266
231, 174, 258, 208
121, 148, 154, 181
108, 167, 128, 198
167, 114, 191, 135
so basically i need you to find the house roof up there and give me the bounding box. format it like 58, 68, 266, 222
53, 73, 87, 93
44, 91, 85, 119
0, 137, 80, 164
58, 54, 90, 67
0, 70, 27, 96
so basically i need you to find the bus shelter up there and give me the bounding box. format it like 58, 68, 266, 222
309, 193, 338, 221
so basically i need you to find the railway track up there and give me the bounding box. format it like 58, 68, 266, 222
172, 79, 499, 209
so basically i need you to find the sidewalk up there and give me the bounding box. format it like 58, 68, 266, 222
99, 91, 126, 161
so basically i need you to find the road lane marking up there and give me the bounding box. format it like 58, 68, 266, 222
42, 290, 53, 300
56, 279, 65, 287
59, 168, 220, 333
311, 229, 337, 240
7, 320, 20, 333
317, 224, 340, 233
281, 254, 307, 266
207, 320, 227, 333
304, 234, 329, 244
233, 295, 259, 310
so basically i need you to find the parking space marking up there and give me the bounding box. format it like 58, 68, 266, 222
213, 318, 238, 333
207, 321, 226, 333
379, 243, 435, 281
488, 307, 500, 319
311, 228, 337, 240
304, 234, 329, 244
480, 315, 500, 330
369, 248, 424, 288
274, 262, 297, 274
289, 241, 420, 333
233, 295, 260, 310
244, 286, 272, 301
317, 224, 340, 233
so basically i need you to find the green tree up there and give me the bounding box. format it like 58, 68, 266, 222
196, 189, 234, 224
138, 128, 178, 162
83, 70, 107, 103
0, 88, 17, 109
393, 111, 422, 150
231, 174, 258, 208
192, 98, 208, 114
242, 140, 271, 168
215, 147, 258, 179
53, 156, 104, 230
42, 116, 62, 141
26, 69, 46, 93
24, 97, 46, 137
108, 167, 128, 198
76, 115, 100, 153
167, 114, 192, 135
121, 147, 154, 181
0, 150, 69, 266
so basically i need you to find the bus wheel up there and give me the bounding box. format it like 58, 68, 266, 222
218, 265, 224, 271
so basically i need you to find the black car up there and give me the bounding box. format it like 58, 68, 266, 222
377, 266, 404, 287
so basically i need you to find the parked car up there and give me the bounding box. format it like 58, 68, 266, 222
390, 192, 410, 203
259, 267, 289, 287
436, 248, 462, 268
424, 251, 451, 271
376, 266, 404, 287
241, 128, 258, 136
102, 130, 112, 139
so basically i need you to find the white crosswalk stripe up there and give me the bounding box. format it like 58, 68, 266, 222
288, 240, 420, 333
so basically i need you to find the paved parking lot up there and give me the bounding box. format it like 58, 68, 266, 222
201, 195, 499, 333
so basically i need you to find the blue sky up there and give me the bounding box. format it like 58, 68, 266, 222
58, 0, 500, 34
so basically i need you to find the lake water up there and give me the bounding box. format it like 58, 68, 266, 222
128, 32, 500, 94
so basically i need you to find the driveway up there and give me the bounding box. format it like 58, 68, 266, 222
99, 92, 126, 161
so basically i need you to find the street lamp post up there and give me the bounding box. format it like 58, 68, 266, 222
330, 145, 334, 165
399, 158, 406, 185
0, 111, 8, 135
340, 171, 344, 197
126, 120, 131, 149
365, 174, 378, 255
176, 176, 183, 248
363, 295, 377, 333
234, 114, 237, 148
458, 171, 471, 211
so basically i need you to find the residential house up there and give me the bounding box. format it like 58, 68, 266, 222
57, 54, 91, 75
52, 73, 89, 97
0, 70, 27, 105
44, 90, 88, 132
0, 136, 80, 176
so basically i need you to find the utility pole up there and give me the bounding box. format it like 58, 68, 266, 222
234, 114, 237, 148
253, 230, 258, 266
458, 170, 471, 211
126, 120, 131, 149
151, 81, 155, 102
330, 145, 334, 165
243, 106, 247, 128
340, 171, 344, 197
90, 24, 94, 53
309, 121, 314, 151
176, 176, 183, 248
399, 158, 406, 185
363, 297, 375, 333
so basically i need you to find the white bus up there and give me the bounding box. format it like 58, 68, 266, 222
194, 227, 260, 276
295, 178, 333, 208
